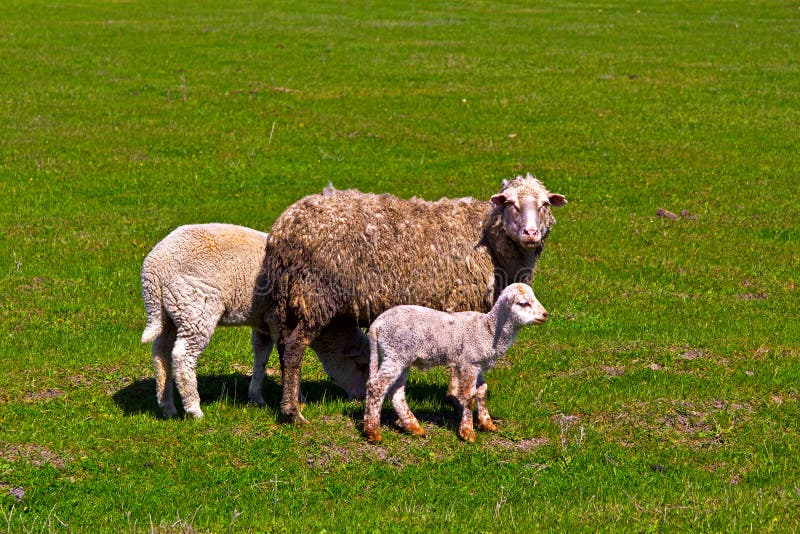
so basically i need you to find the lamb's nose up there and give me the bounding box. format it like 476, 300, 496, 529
522, 228, 539, 236
540, 310, 548, 321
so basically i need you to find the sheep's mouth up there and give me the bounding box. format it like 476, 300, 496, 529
531, 318, 548, 325
519, 238, 542, 248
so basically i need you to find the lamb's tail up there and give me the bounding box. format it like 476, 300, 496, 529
368, 324, 380, 379
141, 271, 164, 344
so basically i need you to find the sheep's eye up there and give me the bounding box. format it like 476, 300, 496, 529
517, 301, 531, 308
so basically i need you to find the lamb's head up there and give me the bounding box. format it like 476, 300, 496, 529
500, 283, 548, 326
491, 174, 567, 249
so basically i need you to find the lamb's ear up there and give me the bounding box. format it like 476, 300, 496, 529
490, 193, 507, 206
548, 194, 567, 207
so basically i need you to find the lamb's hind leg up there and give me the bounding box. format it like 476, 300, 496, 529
171, 312, 218, 419
389, 369, 425, 437
152, 321, 177, 418
249, 329, 273, 407
475, 370, 497, 432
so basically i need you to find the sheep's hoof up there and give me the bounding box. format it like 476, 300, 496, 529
459, 427, 476, 443
249, 396, 267, 408
161, 405, 178, 419
280, 410, 309, 426
478, 419, 497, 432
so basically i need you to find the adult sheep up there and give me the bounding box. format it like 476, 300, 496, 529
141, 223, 369, 419
262, 174, 567, 424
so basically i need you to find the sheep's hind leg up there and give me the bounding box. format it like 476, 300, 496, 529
389, 370, 425, 437
475, 370, 497, 432
249, 329, 273, 407
152, 322, 177, 418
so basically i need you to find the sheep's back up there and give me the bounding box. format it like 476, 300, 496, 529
265, 192, 496, 326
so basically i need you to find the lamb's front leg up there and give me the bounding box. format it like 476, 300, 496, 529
475, 370, 497, 432
456, 366, 479, 442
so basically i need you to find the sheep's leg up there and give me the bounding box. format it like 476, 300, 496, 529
363, 359, 404, 443
278, 323, 316, 425
171, 312, 219, 419
389, 369, 425, 437
152, 322, 177, 418
249, 329, 273, 407
457, 367, 479, 443
475, 370, 497, 432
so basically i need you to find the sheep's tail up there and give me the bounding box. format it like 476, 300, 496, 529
141, 271, 164, 344
368, 324, 380, 379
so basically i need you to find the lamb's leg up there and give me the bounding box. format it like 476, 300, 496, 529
475, 370, 496, 432
445, 366, 460, 409
249, 329, 273, 407
152, 322, 177, 418
278, 322, 316, 425
389, 369, 424, 437
457, 367, 479, 443
363, 360, 404, 443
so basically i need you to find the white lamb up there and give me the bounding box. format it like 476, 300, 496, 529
363, 283, 548, 443
141, 223, 369, 419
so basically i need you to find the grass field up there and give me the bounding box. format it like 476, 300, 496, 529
1, 0, 799, 531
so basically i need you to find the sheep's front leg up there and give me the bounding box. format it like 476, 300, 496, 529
278, 323, 315, 425
457, 366, 480, 443
475, 370, 497, 432
249, 329, 273, 407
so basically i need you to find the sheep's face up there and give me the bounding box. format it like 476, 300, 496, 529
505, 283, 548, 326
491, 175, 567, 249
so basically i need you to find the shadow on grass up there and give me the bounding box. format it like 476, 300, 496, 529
112, 372, 352, 418
342, 382, 460, 435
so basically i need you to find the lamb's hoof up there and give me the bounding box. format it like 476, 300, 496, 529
161, 405, 178, 419
459, 428, 476, 443
406, 423, 426, 438
185, 405, 204, 419
478, 419, 497, 432
365, 430, 383, 443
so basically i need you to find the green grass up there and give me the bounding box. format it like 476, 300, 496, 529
1, 0, 799, 531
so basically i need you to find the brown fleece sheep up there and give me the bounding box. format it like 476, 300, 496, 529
262, 174, 567, 424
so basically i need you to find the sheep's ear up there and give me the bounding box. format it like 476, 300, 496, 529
490, 193, 507, 206
548, 194, 567, 207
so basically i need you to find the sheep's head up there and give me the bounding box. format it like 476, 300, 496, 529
502, 283, 548, 326
491, 174, 567, 249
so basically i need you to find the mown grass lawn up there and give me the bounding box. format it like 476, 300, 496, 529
1, 0, 798, 531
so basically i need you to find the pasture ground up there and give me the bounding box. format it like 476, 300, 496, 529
1, 0, 798, 531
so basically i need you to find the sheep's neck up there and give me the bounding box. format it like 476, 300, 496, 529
483, 306, 522, 360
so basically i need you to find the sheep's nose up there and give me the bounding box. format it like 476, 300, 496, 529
539, 310, 548, 322
522, 227, 539, 236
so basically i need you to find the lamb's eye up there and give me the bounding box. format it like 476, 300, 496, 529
517, 301, 531, 308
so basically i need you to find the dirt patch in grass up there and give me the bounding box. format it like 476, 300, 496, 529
490, 436, 550, 452
0, 443, 70, 469
592, 399, 754, 449
23, 388, 64, 402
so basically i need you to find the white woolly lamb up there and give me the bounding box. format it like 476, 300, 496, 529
363, 283, 547, 443
141, 223, 369, 419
